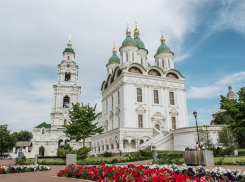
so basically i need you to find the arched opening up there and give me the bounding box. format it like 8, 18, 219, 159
117, 143, 119, 149
139, 139, 144, 145
63, 96, 69, 108
148, 70, 161, 76
123, 140, 136, 149
128, 67, 142, 74
65, 72, 70, 81
39, 146, 45, 156
98, 146, 100, 153
58, 139, 64, 148
102, 145, 104, 151
64, 119, 67, 126
111, 144, 114, 150
166, 73, 178, 79
155, 124, 160, 131
42, 129, 45, 134
105, 83, 108, 89
117, 69, 122, 77
106, 145, 109, 150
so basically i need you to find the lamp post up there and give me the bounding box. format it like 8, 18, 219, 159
152, 145, 157, 164
203, 124, 210, 148
193, 111, 200, 147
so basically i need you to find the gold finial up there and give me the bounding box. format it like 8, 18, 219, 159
228, 81, 230, 86
67, 34, 72, 47
134, 21, 139, 34
126, 23, 131, 33
160, 31, 165, 41
112, 43, 117, 52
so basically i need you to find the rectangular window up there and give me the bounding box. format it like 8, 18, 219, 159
118, 116, 120, 128
112, 97, 113, 108
154, 90, 159, 104
169, 92, 175, 105
118, 92, 120, 105
172, 117, 176, 129
137, 88, 142, 102
138, 115, 143, 128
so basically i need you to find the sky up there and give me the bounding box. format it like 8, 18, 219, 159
0, 0, 245, 132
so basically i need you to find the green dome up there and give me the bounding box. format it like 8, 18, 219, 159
148, 62, 151, 67
135, 38, 145, 49
122, 36, 137, 46
64, 48, 74, 53
108, 55, 120, 64
156, 43, 171, 54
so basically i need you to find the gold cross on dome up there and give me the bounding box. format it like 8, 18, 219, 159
68, 34, 72, 40
113, 43, 115, 48
228, 81, 230, 85
126, 23, 129, 28
161, 31, 163, 36
135, 21, 138, 28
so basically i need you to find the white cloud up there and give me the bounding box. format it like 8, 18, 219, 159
186, 71, 245, 99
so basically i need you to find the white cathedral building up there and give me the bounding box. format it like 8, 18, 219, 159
10, 26, 224, 158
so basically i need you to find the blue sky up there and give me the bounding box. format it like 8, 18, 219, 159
0, 0, 245, 132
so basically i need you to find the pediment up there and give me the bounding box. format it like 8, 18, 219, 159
169, 108, 178, 113
151, 112, 165, 120
136, 105, 146, 111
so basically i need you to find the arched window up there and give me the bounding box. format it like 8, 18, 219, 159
141, 58, 143, 66
68, 56, 70, 60
162, 60, 164, 68
64, 119, 67, 126
42, 129, 45, 134
117, 69, 122, 77
63, 96, 70, 108
166, 73, 178, 79
155, 124, 160, 131
132, 52, 134, 62
128, 67, 142, 74
65, 72, 70, 81
126, 53, 128, 62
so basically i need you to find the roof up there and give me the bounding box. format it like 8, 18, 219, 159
156, 43, 171, 54
16, 141, 32, 147
108, 55, 120, 64
35, 122, 51, 129
122, 36, 137, 46
134, 38, 145, 49
64, 48, 74, 53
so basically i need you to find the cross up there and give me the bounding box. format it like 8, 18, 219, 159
228, 81, 230, 86
135, 21, 137, 28
68, 34, 72, 40
113, 43, 115, 48
161, 31, 163, 36
126, 23, 129, 28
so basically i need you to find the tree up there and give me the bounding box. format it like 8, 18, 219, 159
220, 87, 245, 148
12, 130, 33, 141
63, 103, 104, 147
217, 126, 238, 148
194, 128, 213, 148
211, 112, 230, 125
0, 125, 17, 155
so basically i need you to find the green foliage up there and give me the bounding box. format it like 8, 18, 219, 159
139, 150, 152, 157
101, 151, 112, 157
208, 145, 237, 157
57, 146, 92, 160
220, 87, 245, 148
63, 103, 104, 147
0, 125, 17, 155
211, 112, 230, 125
194, 127, 213, 148
11, 130, 33, 142
218, 126, 238, 148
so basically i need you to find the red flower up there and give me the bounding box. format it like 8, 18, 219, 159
57, 172, 61, 177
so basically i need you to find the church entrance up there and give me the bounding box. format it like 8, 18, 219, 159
39, 146, 45, 156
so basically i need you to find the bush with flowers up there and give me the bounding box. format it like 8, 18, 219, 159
0, 164, 50, 174
57, 163, 245, 181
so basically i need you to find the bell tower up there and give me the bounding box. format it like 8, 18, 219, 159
50, 35, 81, 128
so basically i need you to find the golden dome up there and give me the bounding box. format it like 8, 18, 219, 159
126, 28, 131, 33
160, 35, 165, 41
134, 28, 139, 34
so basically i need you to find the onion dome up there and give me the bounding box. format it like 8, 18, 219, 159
134, 28, 139, 34
156, 33, 172, 54
108, 43, 120, 64
64, 35, 74, 53
64, 48, 74, 53
122, 24, 137, 46
135, 38, 145, 49
148, 62, 151, 67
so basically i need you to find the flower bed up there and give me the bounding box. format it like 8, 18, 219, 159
57, 164, 245, 182
0, 164, 50, 174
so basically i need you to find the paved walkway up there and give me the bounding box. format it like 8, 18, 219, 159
1, 159, 245, 182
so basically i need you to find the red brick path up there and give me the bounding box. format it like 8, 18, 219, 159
1, 159, 245, 182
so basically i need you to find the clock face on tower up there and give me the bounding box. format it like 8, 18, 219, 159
67, 64, 70, 68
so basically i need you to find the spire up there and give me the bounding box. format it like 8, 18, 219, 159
160, 31, 165, 44
226, 81, 237, 100
126, 23, 131, 37
67, 34, 72, 48
134, 21, 140, 39
112, 43, 117, 55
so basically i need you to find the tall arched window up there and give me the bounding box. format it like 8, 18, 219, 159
132, 52, 134, 62
162, 60, 164, 68
155, 124, 160, 131
126, 52, 128, 62
68, 56, 70, 60
141, 58, 143, 66
65, 72, 70, 81
63, 96, 70, 108
64, 119, 67, 126
42, 129, 45, 134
